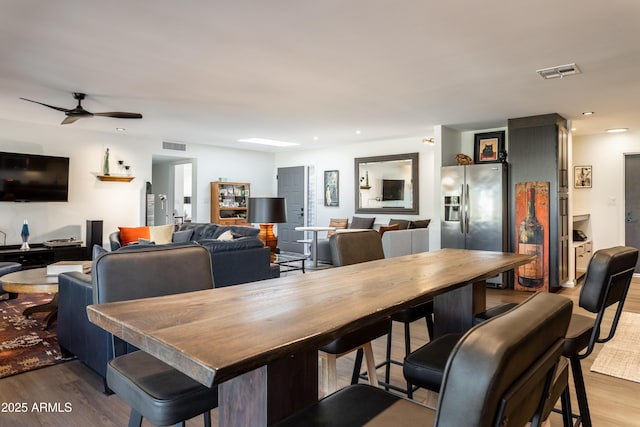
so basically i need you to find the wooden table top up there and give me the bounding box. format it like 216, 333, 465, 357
1, 261, 91, 294
87, 249, 532, 388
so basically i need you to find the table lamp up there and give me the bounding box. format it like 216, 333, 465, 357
248, 197, 287, 261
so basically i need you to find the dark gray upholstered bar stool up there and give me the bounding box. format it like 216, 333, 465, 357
318, 230, 391, 395
407, 245, 638, 427
273, 292, 573, 427
94, 245, 218, 427
0, 262, 22, 300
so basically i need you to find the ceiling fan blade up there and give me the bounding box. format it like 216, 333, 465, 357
94, 112, 143, 119
61, 115, 85, 125
20, 97, 70, 113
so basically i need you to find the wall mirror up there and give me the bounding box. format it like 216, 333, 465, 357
354, 152, 419, 214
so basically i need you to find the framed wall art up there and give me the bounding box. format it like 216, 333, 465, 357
324, 170, 339, 207
474, 131, 505, 163
574, 166, 592, 188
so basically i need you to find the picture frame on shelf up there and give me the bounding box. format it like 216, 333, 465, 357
474, 131, 505, 163
324, 170, 339, 207
574, 165, 592, 188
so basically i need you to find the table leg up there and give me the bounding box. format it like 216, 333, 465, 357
433, 281, 486, 338
312, 231, 319, 268
23, 293, 58, 330
218, 349, 318, 427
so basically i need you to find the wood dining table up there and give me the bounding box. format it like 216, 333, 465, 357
87, 249, 533, 426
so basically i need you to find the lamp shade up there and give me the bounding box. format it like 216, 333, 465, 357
184, 196, 192, 204
248, 197, 287, 224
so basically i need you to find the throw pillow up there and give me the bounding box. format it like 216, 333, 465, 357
409, 219, 431, 229
217, 230, 235, 241
172, 229, 194, 243
118, 226, 150, 246
378, 223, 400, 237
389, 219, 410, 230
149, 224, 174, 244
349, 216, 375, 229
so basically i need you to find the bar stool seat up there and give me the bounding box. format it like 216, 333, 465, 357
402, 333, 462, 392
107, 351, 217, 427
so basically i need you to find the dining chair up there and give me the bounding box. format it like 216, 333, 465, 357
94, 244, 219, 427
406, 245, 638, 427
273, 291, 573, 427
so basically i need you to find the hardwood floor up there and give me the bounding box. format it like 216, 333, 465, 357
1, 278, 639, 426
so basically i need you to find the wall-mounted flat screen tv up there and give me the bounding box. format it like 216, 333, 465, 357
0, 152, 69, 202
382, 179, 405, 201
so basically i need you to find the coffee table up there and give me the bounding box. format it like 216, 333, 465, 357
0, 261, 91, 330
274, 252, 308, 274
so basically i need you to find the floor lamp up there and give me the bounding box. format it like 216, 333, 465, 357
248, 197, 287, 261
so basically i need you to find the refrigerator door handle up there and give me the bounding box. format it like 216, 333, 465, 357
465, 183, 470, 234
460, 184, 465, 233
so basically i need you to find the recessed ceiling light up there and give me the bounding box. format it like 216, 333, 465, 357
313, 136, 319, 141
582, 111, 594, 116
237, 137, 299, 147
536, 63, 581, 79
606, 128, 628, 133
116, 127, 126, 132
571, 127, 577, 132
355, 130, 361, 135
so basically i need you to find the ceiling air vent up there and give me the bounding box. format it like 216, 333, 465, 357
162, 141, 187, 151
536, 63, 581, 80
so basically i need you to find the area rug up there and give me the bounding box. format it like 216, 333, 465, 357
0, 294, 66, 379
590, 311, 640, 384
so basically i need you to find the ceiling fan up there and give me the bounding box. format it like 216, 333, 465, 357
20, 92, 143, 125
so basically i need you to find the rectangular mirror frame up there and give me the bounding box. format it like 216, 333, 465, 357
354, 152, 419, 215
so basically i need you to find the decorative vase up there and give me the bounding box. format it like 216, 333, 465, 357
20, 219, 30, 251
103, 148, 110, 176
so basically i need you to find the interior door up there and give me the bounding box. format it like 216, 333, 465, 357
277, 166, 305, 253
624, 154, 640, 271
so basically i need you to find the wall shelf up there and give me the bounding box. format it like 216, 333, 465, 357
97, 175, 135, 182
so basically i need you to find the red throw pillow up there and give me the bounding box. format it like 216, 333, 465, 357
118, 226, 150, 246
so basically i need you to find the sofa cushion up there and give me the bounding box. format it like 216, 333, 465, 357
149, 224, 174, 244
378, 223, 400, 236
350, 216, 375, 229
198, 237, 264, 253
118, 226, 150, 246
409, 219, 431, 229
172, 229, 194, 243
389, 219, 410, 230
213, 225, 260, 239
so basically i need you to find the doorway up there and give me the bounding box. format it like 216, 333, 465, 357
277, 166, 305, 253
624, 154, 640, 272
151, 156, 196, 226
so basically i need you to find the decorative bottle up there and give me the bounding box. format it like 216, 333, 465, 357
518, 187, 544, 288
103, 148, 110, 176
20, 219, 30, 251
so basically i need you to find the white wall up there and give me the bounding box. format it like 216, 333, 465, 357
573, 130, 640, 251
0, 118, 275, 246
275, 137, 439, 248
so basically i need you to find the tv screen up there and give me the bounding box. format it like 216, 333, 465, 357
382, 179, 405, 201
0, 152, 69, 202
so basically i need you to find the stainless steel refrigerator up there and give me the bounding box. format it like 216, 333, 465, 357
441, 163, 508, 287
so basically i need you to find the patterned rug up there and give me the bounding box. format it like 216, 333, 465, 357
0, 293, 67, 379
591, 311, 640, 384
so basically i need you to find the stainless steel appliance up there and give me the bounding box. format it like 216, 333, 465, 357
441, 163, 508, 287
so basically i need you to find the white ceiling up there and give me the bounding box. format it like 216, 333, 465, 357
1, 1, 639, 152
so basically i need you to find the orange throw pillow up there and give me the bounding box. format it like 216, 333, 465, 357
118, 226, 150, 246
378, 223, 400, 237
